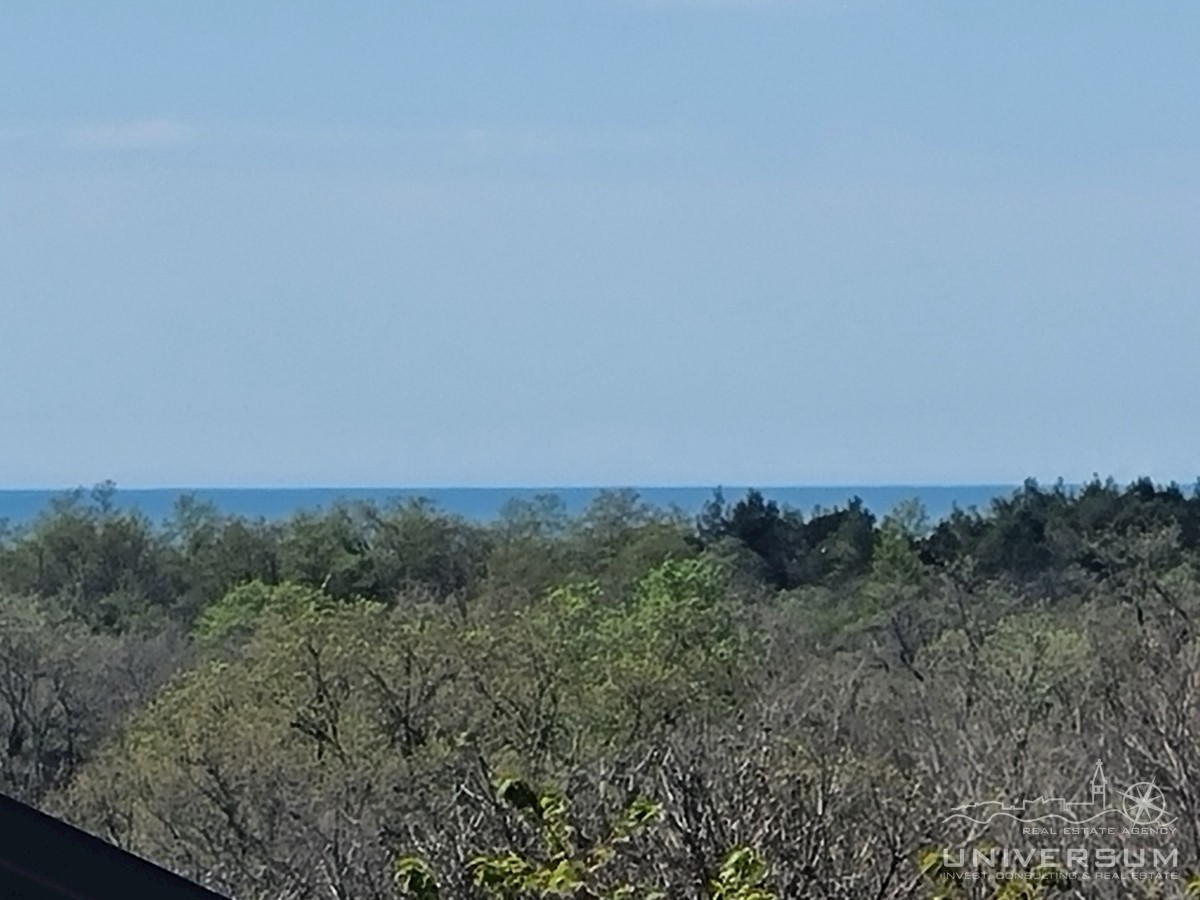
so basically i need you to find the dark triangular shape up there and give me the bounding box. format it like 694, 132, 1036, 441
0, 793, 229, 900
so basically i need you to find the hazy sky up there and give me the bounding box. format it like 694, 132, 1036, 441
2, 2, 1197, 488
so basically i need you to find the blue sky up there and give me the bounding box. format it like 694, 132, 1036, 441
2, 2, 1198, 488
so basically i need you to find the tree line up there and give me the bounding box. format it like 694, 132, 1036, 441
1, 477, 1199, 898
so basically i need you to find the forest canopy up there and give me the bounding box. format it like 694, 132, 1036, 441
1, 477, 1199, 898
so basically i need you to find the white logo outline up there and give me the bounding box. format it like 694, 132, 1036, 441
944, 760, 1175, 828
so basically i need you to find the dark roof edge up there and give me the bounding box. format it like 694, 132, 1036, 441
0, 792, 230, 900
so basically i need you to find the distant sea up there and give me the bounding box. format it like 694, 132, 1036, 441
0, 485, 1016, 529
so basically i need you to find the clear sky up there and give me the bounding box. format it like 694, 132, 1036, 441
2, 2, 1197, 488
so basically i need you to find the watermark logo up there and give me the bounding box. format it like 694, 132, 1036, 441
935, 760, 1179, 884
944, 760, 1175, 832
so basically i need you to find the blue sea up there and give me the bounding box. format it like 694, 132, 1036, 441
0, 485, 1015, 529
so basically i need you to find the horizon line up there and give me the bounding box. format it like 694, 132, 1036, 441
7, 478, 1192, 493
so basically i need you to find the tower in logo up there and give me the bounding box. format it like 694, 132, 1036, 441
1090, 760, 1107, 807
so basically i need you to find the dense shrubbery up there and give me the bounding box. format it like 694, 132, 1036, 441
2, 478, 1200, 897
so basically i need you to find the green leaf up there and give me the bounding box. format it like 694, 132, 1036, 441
394, 855, 440, 900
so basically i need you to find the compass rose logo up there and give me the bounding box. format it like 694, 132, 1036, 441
1121, 781, 1168, 826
